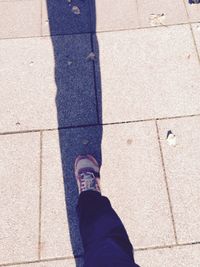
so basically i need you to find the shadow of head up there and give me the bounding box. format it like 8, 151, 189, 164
46, 0, 102, 266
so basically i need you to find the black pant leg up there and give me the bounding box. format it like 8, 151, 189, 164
76, 191, 139, 267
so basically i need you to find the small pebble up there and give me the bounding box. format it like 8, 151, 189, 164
127, 139, 133, 145
72, 6, 80, 15
86, 52, 96, 61
67, 60, 73, 66
82, 139, 89, 145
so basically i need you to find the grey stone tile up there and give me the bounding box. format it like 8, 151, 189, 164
41, 126, 102, 258
42, 0, 91, 36
42, 121, 174, 256
192, 23, 200, 56
0, 133, 40, 264
42, 0, 139, 35
184, 0, 200, 23
41, 130, 73, 259
100, 121, 175, 248
135, 244, 200, 267
137, 0, 188, 27
157, 116, 200, 243
0, 34, 97, 132
0, 0, 41, 39
40, 258, 83, 267
10, 258, 83, 267
94, 0, 139, 32
94, 25, 200, 123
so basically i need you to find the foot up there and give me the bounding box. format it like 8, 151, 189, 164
74, 155, 101, 194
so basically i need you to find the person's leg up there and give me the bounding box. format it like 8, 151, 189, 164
75, 155, 140, 267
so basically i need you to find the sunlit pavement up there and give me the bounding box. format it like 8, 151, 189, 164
1, 1, 200, 266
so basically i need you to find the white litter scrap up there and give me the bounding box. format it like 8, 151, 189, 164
72, 6, 80, 15
86, 52, 96, 61
67, 60, 73, 66
197, 24, 200, 32
167, 131, 176, 146
149, 13, 166, 26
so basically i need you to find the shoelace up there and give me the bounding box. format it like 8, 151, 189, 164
79, 171, 97, 191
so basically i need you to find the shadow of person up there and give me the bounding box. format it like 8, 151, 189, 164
46, 0, 102, 266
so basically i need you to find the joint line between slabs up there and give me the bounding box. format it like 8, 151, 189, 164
1, 242, 200, 266
155, 120, 178, 244
38, 131, 43, 260
182, 0, 200, 65
189, 24, 200, 65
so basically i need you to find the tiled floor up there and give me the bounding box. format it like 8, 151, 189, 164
0, 133, 40, 264
1, 0, 200, 267
184, 0, 200, 22
94, 24, 200, 123
135, 244, 200, 267
101, 122, 176, 248
157, 116, 200, 244
0, 0, 41, 39
137, 0, 188, 27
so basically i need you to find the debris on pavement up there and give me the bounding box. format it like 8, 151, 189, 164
82, 139, 89, 145
72, 6, 81, 15
166, 130, 176, 146
67, 60, 73, 66
149, 13, 166, 26
127, 139, 133, 145
86, 52, 96, 61
29, 61, 34, 66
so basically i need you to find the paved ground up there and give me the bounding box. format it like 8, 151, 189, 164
1, 0, 200, 266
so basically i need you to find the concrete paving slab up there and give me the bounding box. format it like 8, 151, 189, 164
0, 0, 41, 39
41, 131, 73, 259
41, 121, 174, 258
0, 133, 40, 264
137, 0, 188, 27
157, 116, 200, 243
41, 258, 83, 267
192, 23, 200, 55
184, 0, 200, 23
94, 25, 200, 123
41, 126, 102, 258
42, 0, 91, 36
135, 244, 200, 267
0, 34, 97, 133
100, 121, 175, 248
10, 258, 82, 267
95, 0, 139, 32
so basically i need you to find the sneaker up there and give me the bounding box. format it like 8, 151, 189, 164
74, 155, 101, 194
